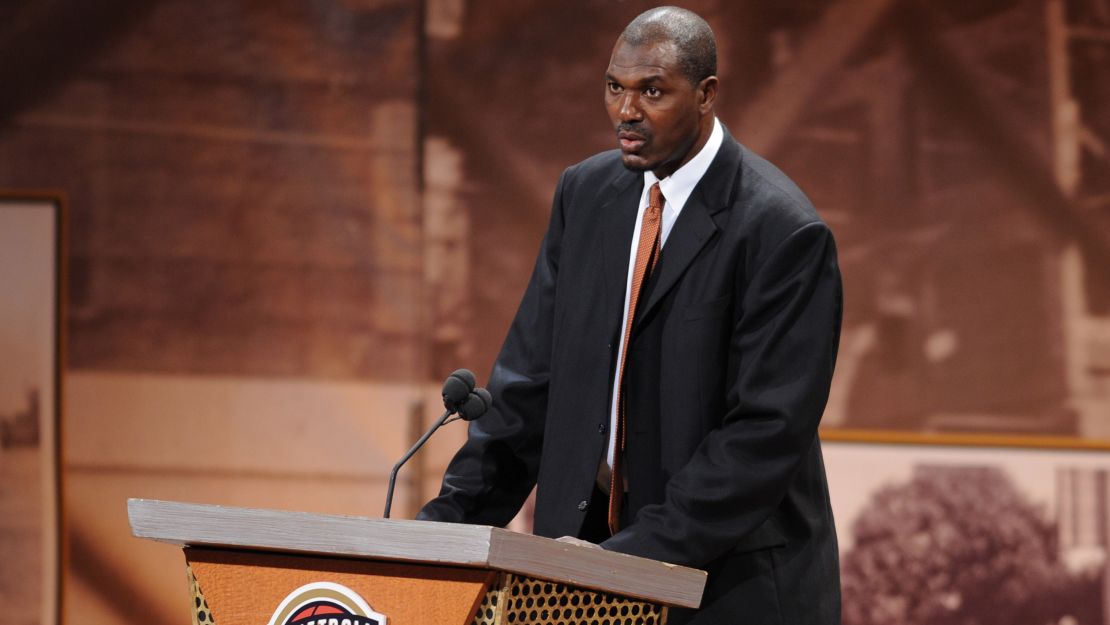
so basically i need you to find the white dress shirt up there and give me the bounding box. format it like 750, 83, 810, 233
602, 117, 724, 485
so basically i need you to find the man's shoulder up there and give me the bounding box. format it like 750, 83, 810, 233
560, 149, 633, 189
546, 149, 639, 215
733, 140, 826, 231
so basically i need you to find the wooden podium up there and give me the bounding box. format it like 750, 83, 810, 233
128, 499, 706, 625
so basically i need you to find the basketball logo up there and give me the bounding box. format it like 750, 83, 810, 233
266, 582, 388, 625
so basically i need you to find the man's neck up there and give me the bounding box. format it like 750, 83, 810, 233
651, 114, 716, 180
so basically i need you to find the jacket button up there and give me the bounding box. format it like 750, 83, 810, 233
597, 423, 606, 434
577, 500, 589, 511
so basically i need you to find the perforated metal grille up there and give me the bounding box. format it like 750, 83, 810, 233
469, 576, 502, 625
187, 565, 216, 625
469, 574, 667, 625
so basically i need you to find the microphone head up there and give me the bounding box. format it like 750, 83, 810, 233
442, 369, 477, 411
457, 387, 492, 421
475, 387, 492, 409
450, 369, 476, 390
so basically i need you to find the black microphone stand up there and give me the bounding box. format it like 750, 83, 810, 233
382, 408, 458, 519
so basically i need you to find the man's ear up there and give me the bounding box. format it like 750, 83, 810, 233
697, 76, 719, 114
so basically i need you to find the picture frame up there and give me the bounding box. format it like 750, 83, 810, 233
0, 190, 66, 625
824, 439, 1110, 624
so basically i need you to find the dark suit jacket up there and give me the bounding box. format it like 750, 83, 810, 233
419, 129, 843, 625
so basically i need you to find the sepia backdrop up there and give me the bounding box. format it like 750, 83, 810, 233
0, 0, 1108, 623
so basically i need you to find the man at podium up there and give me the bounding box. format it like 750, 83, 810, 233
419, 7, 842, 624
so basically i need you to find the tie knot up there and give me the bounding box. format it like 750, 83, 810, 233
649, 182, 664, 213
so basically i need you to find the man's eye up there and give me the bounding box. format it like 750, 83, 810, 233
607, 82, 622, 93
644, 87, 661, 97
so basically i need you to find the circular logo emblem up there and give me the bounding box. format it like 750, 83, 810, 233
266, 582, 387, 625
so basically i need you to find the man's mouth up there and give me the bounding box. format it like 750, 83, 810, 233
618, 132, 646, 153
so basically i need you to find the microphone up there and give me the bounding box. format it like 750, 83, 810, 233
383, 370, 491, 518
442, 368, 475, 411
458, 388, 492, 421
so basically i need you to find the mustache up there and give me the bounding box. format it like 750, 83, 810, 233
616, 123, 651, 140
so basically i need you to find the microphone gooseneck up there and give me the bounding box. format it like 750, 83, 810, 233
383, 369, 490, 519
383, 408, 452, 519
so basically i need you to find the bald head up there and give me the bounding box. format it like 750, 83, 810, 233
620, 6, 717, 85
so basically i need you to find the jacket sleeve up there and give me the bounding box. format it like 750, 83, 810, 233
416, 168, 571, 526
601, 219, 842, 566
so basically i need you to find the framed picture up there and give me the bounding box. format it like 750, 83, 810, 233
0, 191, 65, 625
824, 440, 1110, 625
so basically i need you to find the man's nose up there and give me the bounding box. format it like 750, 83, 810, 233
619, 93, 642, 122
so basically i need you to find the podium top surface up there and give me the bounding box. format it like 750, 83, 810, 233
128, 499, 706, 609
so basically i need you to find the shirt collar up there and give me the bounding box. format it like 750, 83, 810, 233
643, 117, 723, 213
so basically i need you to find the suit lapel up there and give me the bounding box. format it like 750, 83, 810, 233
600, 170, 643, 339
635, 134, 743, 325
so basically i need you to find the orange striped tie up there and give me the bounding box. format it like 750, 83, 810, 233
609, 182, 664, 534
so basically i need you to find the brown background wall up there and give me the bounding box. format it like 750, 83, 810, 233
2, 0, 425, 380
4, 0, 1107, 433
1, 2, 439, 623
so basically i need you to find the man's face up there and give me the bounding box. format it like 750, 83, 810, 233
604, 38, 708, 178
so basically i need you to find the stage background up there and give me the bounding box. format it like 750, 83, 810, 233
1, 0, 1109, 623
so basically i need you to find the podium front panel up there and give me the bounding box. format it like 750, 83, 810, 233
184, 548, 671, 625
186, 548, 493, 625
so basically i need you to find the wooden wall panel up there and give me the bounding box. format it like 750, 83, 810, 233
0, 0, 423, 380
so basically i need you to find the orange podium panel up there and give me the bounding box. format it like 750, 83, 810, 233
129, 499, 706, 625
